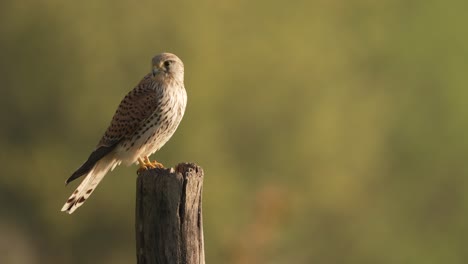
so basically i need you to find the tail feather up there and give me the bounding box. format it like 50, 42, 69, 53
65, 144, 119, 185
61, 156, 117, 214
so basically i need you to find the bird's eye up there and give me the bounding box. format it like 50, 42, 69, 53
164, 60, 173, 68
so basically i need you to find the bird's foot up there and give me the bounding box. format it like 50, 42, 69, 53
137, 157, 157, 174
150, 160, 164, 168
137, 157, 165, 174
137, 164, 155, 174
144, 156, 164, 169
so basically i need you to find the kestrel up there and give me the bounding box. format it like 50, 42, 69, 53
61, 53, 187, 214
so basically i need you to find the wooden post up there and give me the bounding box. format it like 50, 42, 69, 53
135, 163, 205, 264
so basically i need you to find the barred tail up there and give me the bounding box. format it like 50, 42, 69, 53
61, 156, 117, 214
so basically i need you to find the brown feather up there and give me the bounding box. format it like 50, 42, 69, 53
65, 143, 119, 184
98, 74, 162, 147
66, 74, 161, 184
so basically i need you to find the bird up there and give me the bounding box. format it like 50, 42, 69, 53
61, 53, 187, 214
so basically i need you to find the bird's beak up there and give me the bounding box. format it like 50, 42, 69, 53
152, 67, 159, 77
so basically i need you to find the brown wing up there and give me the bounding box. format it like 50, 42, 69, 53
98, 74, 161, 147
66, 74, 160, 184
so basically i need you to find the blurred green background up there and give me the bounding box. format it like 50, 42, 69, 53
1, 0, 468, 263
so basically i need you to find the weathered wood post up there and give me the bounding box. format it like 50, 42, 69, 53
135, 163, 205, 264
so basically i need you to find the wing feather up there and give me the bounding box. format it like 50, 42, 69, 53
67, 74, 161, 183
65, 143, 119, 184
98, 74, 162, 147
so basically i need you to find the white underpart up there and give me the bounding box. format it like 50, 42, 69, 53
115, 85, 187, 165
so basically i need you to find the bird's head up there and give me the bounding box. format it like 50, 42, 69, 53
151, 53, 184, 83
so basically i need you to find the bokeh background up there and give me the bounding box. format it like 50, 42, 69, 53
1, 0, 467, 263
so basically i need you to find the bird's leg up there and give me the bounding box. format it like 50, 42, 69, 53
137, 157, 156, 174
144, 156, 164, 168
137, 158, 147, 174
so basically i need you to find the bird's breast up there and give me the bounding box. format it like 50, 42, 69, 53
116, 85, 187, 165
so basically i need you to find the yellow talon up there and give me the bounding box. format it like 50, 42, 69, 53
137, 157, 155, 173
144, 156, 164, 168
137, 157, 164, 174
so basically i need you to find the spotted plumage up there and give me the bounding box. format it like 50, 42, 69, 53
61, 53, 187, 214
